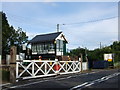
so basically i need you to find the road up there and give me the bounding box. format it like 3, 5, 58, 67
6, 69, 120, 90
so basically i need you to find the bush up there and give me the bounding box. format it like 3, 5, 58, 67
0, 68, 10, 82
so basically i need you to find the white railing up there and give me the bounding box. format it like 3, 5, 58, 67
82, 62, 88, 71
16, 59, 81, 80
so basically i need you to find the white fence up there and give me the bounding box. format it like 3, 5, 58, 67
82, 62, 88, 71
16, 59, 82, 80
6, 54, 25, 65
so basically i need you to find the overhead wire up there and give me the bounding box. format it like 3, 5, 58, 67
6, 12, 118, 34
65, 16, 118, 25
6, 12, 118, 27
6, 12, 56, 29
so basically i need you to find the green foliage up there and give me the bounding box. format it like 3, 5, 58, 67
88, 47, 112, 61
67, 47, 87, 62
2, 12, 28, 59
68, 41, 120, 63
0, 12, 2, 55
2, 69, 10, 81
110, 41, 120, 62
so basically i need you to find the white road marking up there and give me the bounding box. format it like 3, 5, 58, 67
9, 70, 114, 89
0, 83, 10, 87
85, 82, 94, 87
70, 82, 88, 90
10, 80, 47, 88
70, 72, 120, 90
67, 76, 72, 79
56, 77, 68, 80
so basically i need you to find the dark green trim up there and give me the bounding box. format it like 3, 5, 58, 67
63, 41, 66, 55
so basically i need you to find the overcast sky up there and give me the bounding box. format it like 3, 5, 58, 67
1, 1, 118, 50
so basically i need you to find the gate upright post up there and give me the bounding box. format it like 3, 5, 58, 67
10, 46, 17, 83
81, 54, 83, 72
16, 62, 19, 79
79, 53, 83, 72
32, 61, 35, 77
45, 62, 47, 75
73, 62, 75, 72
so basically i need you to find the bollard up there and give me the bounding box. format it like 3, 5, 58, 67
39, 56, 42, 64
54, 59, 60, 74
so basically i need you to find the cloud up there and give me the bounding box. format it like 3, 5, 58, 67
2, 2, 118, 50
64, 17, 118, 49
30, 3, 117, 26
42, 2, 58, 7
1, 0, 119, 2
26, 32, 38, 40
26, 17, 118, 49
27, 3, 117, 49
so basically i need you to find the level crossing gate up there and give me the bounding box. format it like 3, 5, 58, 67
16, 59, 81, 80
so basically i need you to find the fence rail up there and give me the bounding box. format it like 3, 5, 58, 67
16, 59, 82, 80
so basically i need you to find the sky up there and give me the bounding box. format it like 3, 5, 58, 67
1, 1, 119, 50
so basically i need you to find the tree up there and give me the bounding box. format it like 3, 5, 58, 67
110, 41, 120, 62
0, 12, 2, 55
15, 27, 28, 53
68, 41, 120, 64
2, 12, 11, 58
2, 12, 28, 59
68, 47, 87, 62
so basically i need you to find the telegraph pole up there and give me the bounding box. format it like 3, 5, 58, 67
56, 24, 65, 32
100, 42, 102, 49
57, 24, 59, 32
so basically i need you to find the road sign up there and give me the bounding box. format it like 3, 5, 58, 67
104, 54, 112, 62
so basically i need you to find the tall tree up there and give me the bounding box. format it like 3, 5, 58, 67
2, 12, 11, 58
68, 41, 120, 63
2, 12, 28, 59
15, 27, 28, 53
0, 12, 2, 55
68, 47, 87, 62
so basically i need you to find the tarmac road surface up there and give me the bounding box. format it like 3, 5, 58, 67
4, 68, 120, 90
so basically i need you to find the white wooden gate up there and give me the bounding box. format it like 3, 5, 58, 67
16, 59, 81, 80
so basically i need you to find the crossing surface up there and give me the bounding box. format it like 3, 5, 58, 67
4, 69, 120, 90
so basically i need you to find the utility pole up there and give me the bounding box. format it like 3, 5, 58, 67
56, 24, 65, 32
57, 24, 59, 32
100, 42, 102, 49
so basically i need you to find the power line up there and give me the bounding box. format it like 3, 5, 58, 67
6, 12, 118, 33
65, 16, 118, 25
6, 12, 55, 29
7, 12, 117, 26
